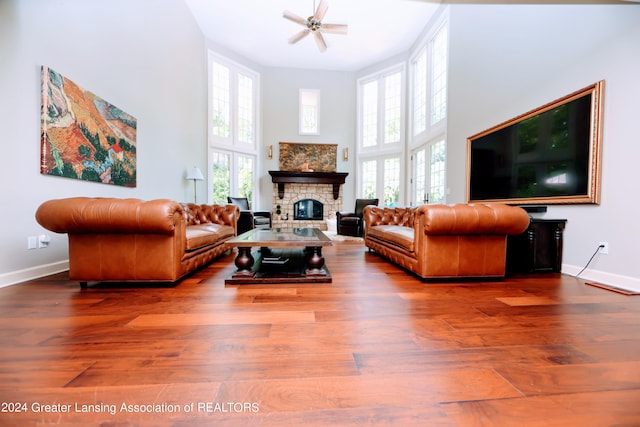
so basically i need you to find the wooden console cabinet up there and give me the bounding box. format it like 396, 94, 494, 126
507, 219, 567, 274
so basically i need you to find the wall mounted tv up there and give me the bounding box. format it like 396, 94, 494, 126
467, 81, 604, 206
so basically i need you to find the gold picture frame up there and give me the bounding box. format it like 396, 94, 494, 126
466, 81, 604, 205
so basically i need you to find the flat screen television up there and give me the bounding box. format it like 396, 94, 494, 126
467, 81, 604, 206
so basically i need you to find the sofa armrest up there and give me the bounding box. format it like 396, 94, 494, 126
36, 197, 183, 235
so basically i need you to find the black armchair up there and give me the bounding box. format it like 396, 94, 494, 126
336, 198, 379, 237
227, 197, 272, 235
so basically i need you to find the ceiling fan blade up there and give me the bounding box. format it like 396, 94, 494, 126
313, 31, 327, 53
321, 23, 348, 35
289, 29, 310, 45
314, 0, 329, 22
283, 10, 307, 26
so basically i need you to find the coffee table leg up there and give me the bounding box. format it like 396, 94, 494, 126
233, 246, 255, 277
305, 246, 327, 276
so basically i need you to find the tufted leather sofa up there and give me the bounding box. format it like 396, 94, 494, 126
363, 204, 530, 280
35, 197, 239, 288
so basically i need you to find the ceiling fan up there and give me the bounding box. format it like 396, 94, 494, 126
283, 0, 348, 53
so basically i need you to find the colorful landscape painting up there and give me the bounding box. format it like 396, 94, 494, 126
40, 66, 137, 187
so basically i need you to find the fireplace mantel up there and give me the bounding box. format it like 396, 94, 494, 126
269, 171, 348, 200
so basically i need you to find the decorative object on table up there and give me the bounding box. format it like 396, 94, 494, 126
40, 66, 137, 187
186, 166, 204, 203
299, 162, 314, 172
279, 142, 337, 172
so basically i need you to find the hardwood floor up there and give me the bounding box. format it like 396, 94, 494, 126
1, 241, 639, 426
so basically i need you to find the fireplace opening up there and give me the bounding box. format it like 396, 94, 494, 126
293, 199, 323, 220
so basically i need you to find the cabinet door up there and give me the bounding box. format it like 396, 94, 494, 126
507, 219, 566, 274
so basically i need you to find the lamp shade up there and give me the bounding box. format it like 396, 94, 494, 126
186, 166, 204, 181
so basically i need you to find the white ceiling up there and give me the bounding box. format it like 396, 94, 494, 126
182, 0, 636, 71
183, 0, 441, 71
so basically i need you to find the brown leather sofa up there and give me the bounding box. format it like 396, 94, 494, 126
35, 197, 239, 288
363, 203, 530, 280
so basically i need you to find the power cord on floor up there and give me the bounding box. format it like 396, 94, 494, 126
576, 243, 605, 277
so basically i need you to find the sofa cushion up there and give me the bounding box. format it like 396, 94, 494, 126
367, 225, 414, 252
185, 224, 235, 251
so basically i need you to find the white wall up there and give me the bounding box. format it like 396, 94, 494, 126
0, 0, 207, 286
447, 4, 640, 291
260, 67, 357, 211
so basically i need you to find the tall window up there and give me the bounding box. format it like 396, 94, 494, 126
429, 140, 446, 203
362, 160, 377, 199
357, 64, 405, 205
211, 151, 230, 205
212, 63, 230, 139
430, 24, 448, 125
412, 46, 428, 136
409, 16, 448, 205
209, 53, 259, 205
384, 73, 402, 144
413, 147, 427, 205
360, 156, 402, 207
411, 139, 445, 205
384, 157, 400, 206
361, 81, 378, 147
412, 20, 448, 136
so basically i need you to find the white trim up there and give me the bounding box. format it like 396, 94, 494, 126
562, 264, 640, 294
0, 261, 69, 289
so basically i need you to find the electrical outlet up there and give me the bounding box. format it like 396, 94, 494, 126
27, 236, 38, 250
598, 241, 609, 255
38, 234, 51, 249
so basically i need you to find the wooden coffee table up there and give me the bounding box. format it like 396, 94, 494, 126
225, 228, 333, 284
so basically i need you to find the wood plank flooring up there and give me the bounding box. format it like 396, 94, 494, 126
1, 241, 639, 426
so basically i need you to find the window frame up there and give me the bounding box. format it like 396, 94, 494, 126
357, 63, 406, 155
207, 51, 261, 206
408, 14, 448, 149
407, 12, 449, 206
356, 63, 406, 206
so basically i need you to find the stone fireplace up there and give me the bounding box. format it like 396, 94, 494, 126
269, 171, 348, 230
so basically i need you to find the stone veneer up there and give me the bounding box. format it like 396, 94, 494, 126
271, 183, 342, 230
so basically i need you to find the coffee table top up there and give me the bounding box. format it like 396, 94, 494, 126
227, 227, 332, 248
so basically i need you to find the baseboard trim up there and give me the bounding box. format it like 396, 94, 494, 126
0, 261, 69, 289
562, 263, 640, 294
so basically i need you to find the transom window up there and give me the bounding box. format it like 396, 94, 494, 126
299, 89, 320, 135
